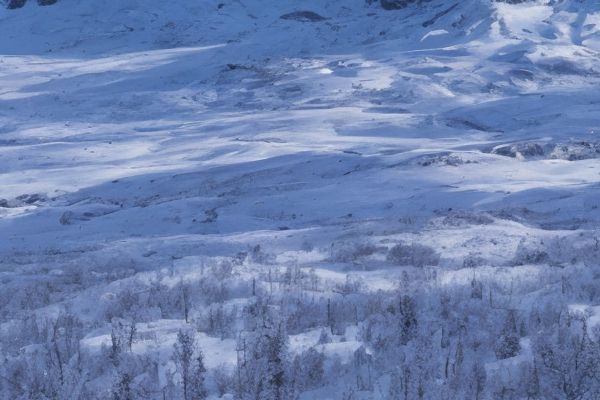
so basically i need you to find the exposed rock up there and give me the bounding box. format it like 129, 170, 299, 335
280, 11, 327, 22
15, 193, 46, 205
0, 193, 47, 208
226, 63, 255, 71
495, 0, 531, 4
422, 3, 458, 27
202, 208, 218, 223
550, 142, 600, 161
491, 140, 600, 161
6, 0, 27, 9
440, 211, 494, 227
417, 153, 467, 167
5, 0, 58, 8
491, 142, 546, 160
446, 117, 496, 132
509, 69, 535, 81
380, 0, 418, 10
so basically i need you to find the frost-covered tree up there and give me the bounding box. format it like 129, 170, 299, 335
190, 351, 208, 400
353, 346, 373, 391
495, 310, 521, 360
112, 372, 133, 400
399, 295, 418, 345
467, 362, 487, 400
236, 308, 291, 400
534, 312, 600, 400
172, 329, 206, 400
291, 347, 325, 392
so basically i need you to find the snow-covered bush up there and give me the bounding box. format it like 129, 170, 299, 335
513, 235, 600, 267
330, 241, 381, 264
386, 242, 440, 267
532, 311, 600, 399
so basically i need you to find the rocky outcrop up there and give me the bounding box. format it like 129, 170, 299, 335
279, 11, 327, 22
491, 140, 600, 161
495, 0, 531, 3
6, 0, 26, 9
5, 0, 57, 8
380, 0, 419, 10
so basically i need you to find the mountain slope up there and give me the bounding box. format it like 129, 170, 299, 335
1, 1, 600, 399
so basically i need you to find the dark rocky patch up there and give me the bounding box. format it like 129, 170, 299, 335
422, 3, 458, 27
5, 0, 58, 8
6, 0, 26, 9
495, 0, 531, 3
550, 142, 600, 161
490, 140, 600, 161
440, 211, 494, 227
380, 0, 419, 10
446, 118, 498, 132
416, 153, 474, 167
491, 142, 546, 160
364, 106, 410, 114
0, 193, 48, 208
280, 11, 327, 22
509, 69, 535, 81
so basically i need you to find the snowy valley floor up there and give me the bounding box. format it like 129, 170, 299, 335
1, 0, 600, 399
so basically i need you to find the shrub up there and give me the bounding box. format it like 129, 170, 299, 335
387, 243, 440, 267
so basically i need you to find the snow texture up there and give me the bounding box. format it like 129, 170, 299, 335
1, 0, 599, 399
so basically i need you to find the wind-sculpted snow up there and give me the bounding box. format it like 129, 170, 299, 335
1, 1, 600, 399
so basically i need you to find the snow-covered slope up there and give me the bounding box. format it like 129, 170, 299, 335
1, 0, 599, 399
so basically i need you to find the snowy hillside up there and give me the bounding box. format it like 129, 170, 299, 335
1, 0, 600, 399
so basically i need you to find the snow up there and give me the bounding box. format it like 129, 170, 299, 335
81, 319, 238, 368
1, 0, 600, 398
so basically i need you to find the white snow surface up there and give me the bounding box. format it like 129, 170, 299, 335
1, 0, 598, 260
1, 0, 599, 398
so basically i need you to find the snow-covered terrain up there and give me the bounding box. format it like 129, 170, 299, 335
1, 0, 599, 399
